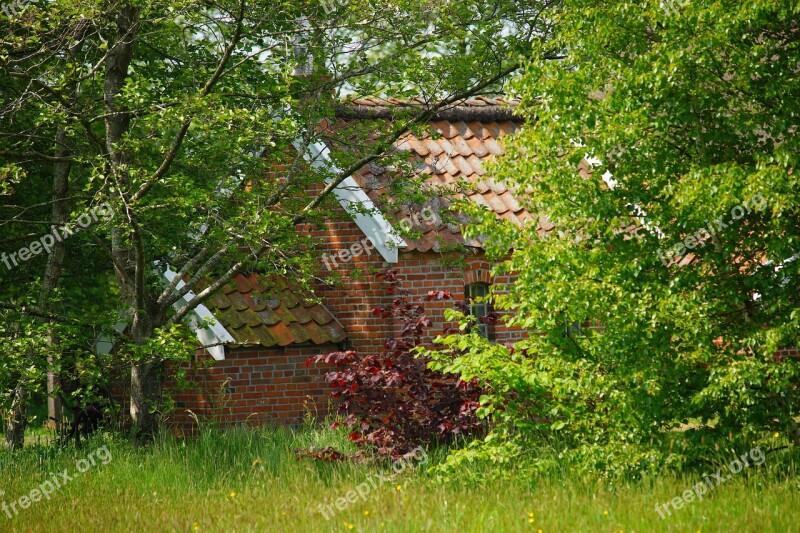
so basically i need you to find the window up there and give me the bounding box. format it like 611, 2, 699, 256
465, 282, 491, 339
565, 320, 582, 336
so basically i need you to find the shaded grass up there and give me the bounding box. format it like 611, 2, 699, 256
0, 425, 797, 532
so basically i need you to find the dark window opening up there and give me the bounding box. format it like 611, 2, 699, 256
466, 282, 492, 339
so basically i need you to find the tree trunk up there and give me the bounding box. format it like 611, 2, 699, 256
5, 324, 25, 449
46, 371, 62, 430
5, 382, 26, 450
102, 4, 157, 443
129, 315, 162, 443
130, 360, 163, 443
5, 127, 71, 448
44, 128, 71, 430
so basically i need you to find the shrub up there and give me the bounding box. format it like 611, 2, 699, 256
309, 270, 483, 457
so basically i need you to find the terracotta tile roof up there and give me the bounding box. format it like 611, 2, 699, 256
341, 97, 553, 252
205, 97, 548, 347
206, 273, 347, 347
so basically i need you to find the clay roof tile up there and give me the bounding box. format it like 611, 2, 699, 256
206, 274, 347, 348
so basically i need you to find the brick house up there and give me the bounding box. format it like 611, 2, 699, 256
161, 97, 545, 431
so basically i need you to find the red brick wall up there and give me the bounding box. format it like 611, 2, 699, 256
774, 347, 800, 362
301, 211, 526, 349
163, 344, 338, 432
158, 205, 527, 431
299, 215, 397, 355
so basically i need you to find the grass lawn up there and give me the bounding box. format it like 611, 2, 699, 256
0, 426, 797, 532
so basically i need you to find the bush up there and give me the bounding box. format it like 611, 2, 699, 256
310, 270, 483, 458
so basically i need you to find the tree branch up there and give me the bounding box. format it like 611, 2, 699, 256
0, 150, 75, 162
293, 63, 520, 222
167, 64, 520, 325
0, 301, 70, 323
130, 0, 247, 204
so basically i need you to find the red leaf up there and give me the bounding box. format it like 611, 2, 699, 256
309, 268, 483, 458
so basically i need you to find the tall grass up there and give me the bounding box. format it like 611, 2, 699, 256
0, 423, 797, 532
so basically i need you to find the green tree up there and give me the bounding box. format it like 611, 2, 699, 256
1, 0, 555, 444
429, 0, 800, 475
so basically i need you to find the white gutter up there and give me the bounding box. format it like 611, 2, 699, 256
162, 266, 235, 361
303, 141, 406, 262
94, 321, 128, 356
94, 269, 235, 361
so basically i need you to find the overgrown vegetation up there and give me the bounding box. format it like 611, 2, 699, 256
0, 1, 797, 528
1, 425, 799, 531
0, 0, 550, 443
423, 0, 800, 476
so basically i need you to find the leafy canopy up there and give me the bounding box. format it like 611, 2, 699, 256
428, 0, 800, 476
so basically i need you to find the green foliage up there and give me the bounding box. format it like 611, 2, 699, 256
426, 0, 800, 476
1, 0, 552, 439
